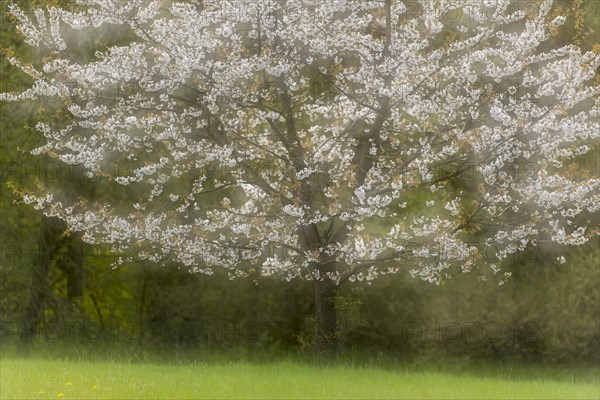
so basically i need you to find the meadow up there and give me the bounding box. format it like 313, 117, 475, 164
1, 357, 598, 399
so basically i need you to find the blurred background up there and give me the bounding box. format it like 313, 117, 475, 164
1, 0, 598, 365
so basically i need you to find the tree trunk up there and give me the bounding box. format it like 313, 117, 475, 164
61, 231, 84, 299
314, 278, 338, 355
19, 217, 53, 356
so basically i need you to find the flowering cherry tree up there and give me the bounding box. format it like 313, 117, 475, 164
3, 0, 599, 349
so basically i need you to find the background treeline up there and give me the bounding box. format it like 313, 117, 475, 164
0, 0, 598, 363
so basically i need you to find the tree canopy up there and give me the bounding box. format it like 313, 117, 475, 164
2, 0, 598, 290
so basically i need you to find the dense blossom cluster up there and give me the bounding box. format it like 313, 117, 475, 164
3, 0, 599, 285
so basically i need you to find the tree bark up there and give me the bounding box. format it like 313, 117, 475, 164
314, 277, 338, 355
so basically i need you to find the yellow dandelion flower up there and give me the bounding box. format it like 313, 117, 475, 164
92, 385, 97, 390
57, 393, 64, 398
66, 382, 72, 386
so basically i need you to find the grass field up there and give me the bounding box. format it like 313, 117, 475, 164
1, 358, 598, 399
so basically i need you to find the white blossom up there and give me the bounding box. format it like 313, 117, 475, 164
2, 0, 598, 285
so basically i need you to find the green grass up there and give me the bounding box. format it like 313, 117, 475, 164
1, 358, 598, 399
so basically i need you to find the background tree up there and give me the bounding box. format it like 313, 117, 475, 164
2, 0, 599, 353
